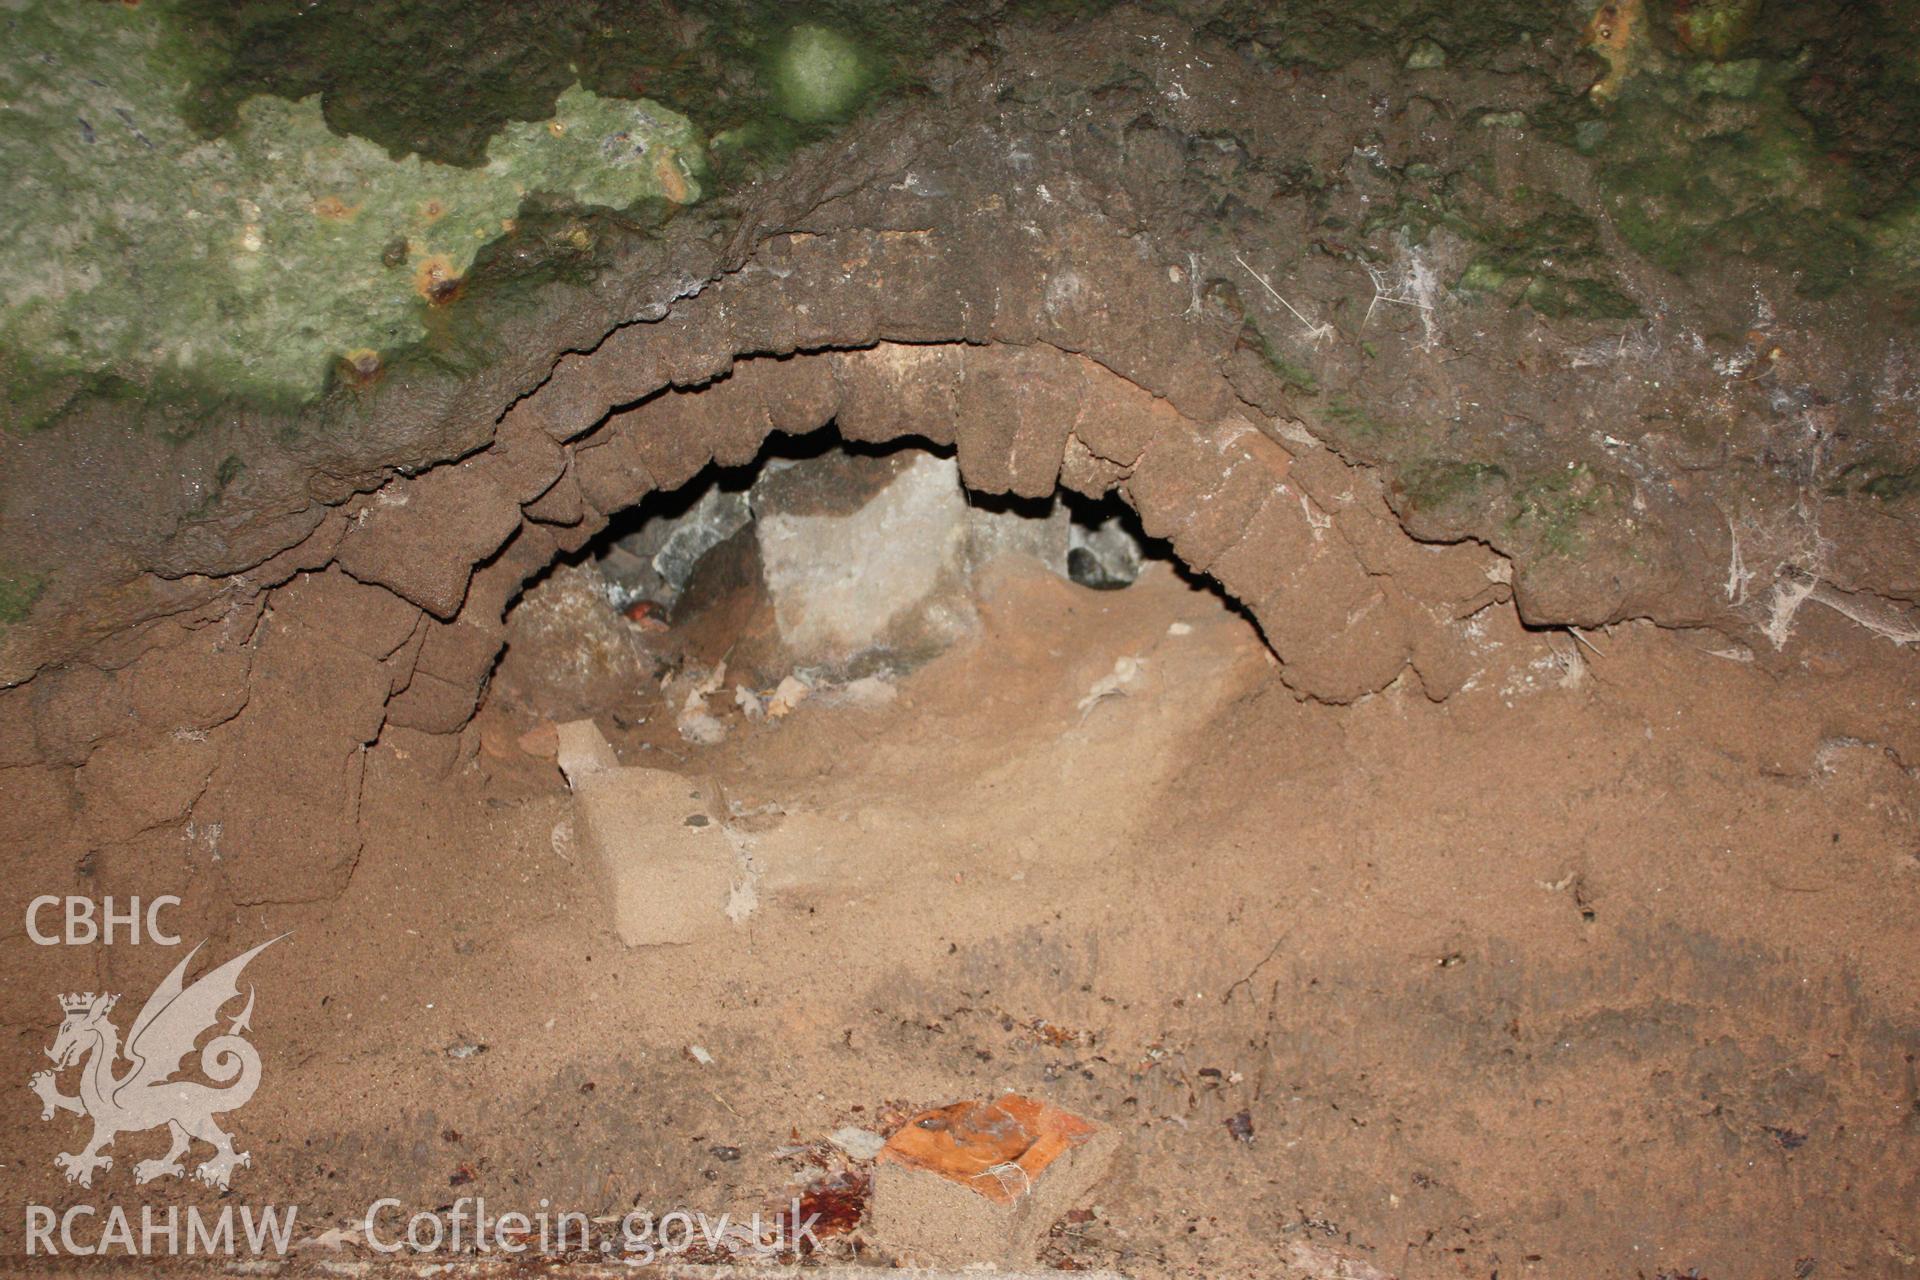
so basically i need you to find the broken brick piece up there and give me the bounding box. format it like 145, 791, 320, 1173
870, 1094, 1117, 1266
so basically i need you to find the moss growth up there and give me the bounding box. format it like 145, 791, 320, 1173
1830, 459, 1919, 501
1861, 471, 1919, 500
1324, 395, 1395, 442
1241, 322, 1319, 394
1370, 179, 1642, 322
1590, 64, 1838, 279
1570, 2, 1920, 300
1506, 463, 1608, 555
1202, 0, 1556, 72
1401, 458, 1509, 514
0, 0, 711, 420
1869, 195, 1920, 277
1520, 274, 1641, 320
1773, 2, 1920, 217
1685, 57, 1765, 98
0, 570, 46, 625
1664, 0, 1762, 61
1455, 260, 1513, 293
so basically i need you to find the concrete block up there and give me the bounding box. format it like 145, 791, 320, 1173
555, 719, 730, 947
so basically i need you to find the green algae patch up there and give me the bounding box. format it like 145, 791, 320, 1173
1402, 459, 1509, 514
1241, 322, 1319, 395
1323, 395, 1397, 444
1506, 464, 1610, 556
1519, 275, 1640, 321
1585, 63, 1847, 284
1366, 177, 1641, 322
0, 570, 46, 626
1566, 1, 1920, 301
1869, 196, 1920, 278
1391, 457, 1513, 539
772, 23, 876, 123
1202, 0, 1557, 72
1666, 0, 1762, 61
0, 1, 703, 420
1829, 458, 1920, 502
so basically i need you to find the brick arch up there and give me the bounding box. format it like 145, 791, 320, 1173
4, 236, 1508, 908
337, 335, 1495, 722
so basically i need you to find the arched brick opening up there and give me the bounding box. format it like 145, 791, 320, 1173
4, 331, 1510, 913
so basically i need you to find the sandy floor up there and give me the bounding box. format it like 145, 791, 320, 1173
6, 560, 1918, 1277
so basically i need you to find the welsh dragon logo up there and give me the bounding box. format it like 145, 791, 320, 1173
28, 936, 284, 1190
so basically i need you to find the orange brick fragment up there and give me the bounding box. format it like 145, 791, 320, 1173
878, 1093, 1100, 1206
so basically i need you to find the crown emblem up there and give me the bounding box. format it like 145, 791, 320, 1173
59, 992, 115, 1014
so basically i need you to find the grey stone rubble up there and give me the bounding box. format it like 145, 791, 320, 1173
596, 444, 1144, 671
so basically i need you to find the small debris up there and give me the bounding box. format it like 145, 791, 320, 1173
555, 718, 620, 784
724, 879, 759, 924
444, 1039, 486, 1061
768, 674, 812, 718
516, 720, 559, 759
828, 1125, 887, 1162
686, 1044, 714, 1066
676, 702, 729, 745
1225, 1110, 1255, 1143
1763, 1125, 1808, 1150
675, 666, 731, 745
476, 719, 517, 760
1077, 655, 1143, 716
623, 599, 671, 632
735, 684, 766, 721
1167, 621, 1193, 636
663, 660, 727, 700
709, 1144, 742, 1162
1068, 514, 1145, 588
1284, 1239, 1397, 1280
